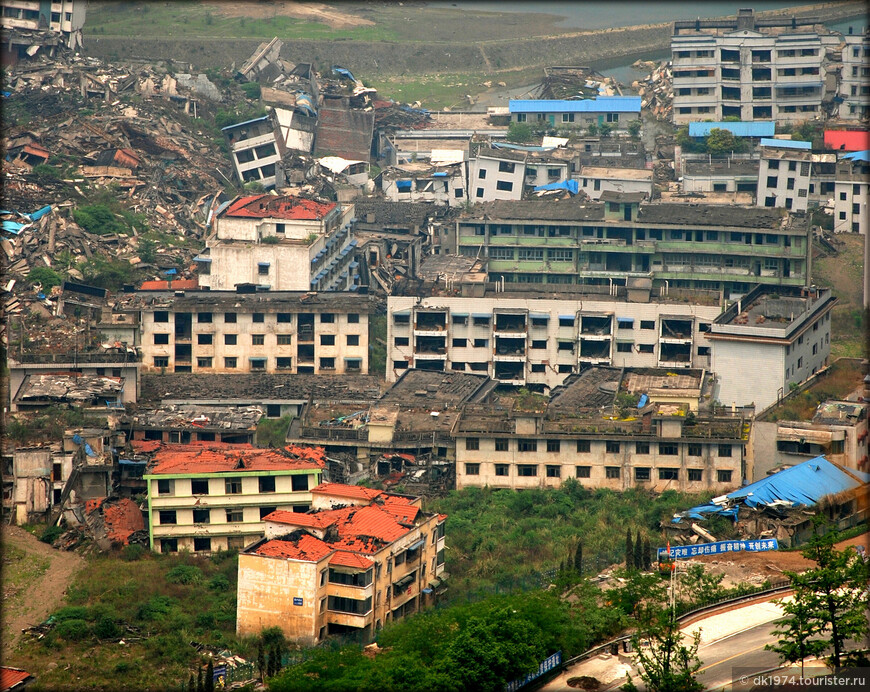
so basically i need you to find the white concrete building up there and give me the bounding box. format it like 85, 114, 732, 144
386, 291, 724, 390
379, 161, 467, 207
198, 194, 358, 292
469, 148, 527, 202
222, 116, 282, 189
576, 166, 653, 200
671, 9, 840, 124
707, 284, 837, 410
833, 154, 869, 235
1, 0, 86, 49
756, 139, 813, 212
115, 290, 373, 376
838, 30, 870, 122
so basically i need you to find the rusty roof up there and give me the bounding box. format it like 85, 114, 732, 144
146, 445, 325, 475
221, 194, 336, 220
311, 482, 383, 501
329, 551, 374, 569
315, 97, 375, 162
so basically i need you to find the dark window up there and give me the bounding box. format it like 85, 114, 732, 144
496, 180, 514, 192
348, 313, 360, 324
688, 469, 703, 482
531, 340, 547, 349
277, 313, 293, 323
465, 463, 480, 476
635, 468, 651, 481
193, 508, 210, 524
546, 465, 561, 478
225, 334, 237, 345
197, 357, 212, 368
395, 337, 410, 346
606, 441, 620, 454
576, 466, 591, 478
605, 467, 620, 479
718, 444, 732, 457
320, 357, 335, 370
197, 312, 212, 323
498, 161, 515, 173
161, 538, 178, 553
347, 334, 360, 346
495, 439, 509, 452
252, 313, 265, 323
635, 442, 649, 454
688, 444, 702, 457
320, 313, 335, 324
640, 320, 655, 330
659, 443, 678, 456
197, 334, 212, 345
576, 439, 590, 453
191, 479, 209, 495
495, 464, 510, 477
292, 475, 309, 492
717, 470, 733, 483
193, 537, 211, 552
452, 338, 467, 347
517, 464, 537, 477
616, 342, 632, 353
321, 334, 336, 346
224, 357, 237, 368
154, 311, 169, 323
259, 476, 276, 493
157, 479, 172, 495
225, 477, 242, 494
658, 468, 679, 480
259, 506, 277, 520
252, 334, 265, 345
639, 344, 654, 353
277, 335, 292, 345
276, 357, 293, 369
154, 333, 169, 345
224, 312, 237, 323
159, 510, 177, 525
546, 439, 561, 453
465, 438, 479, 451
518, 439, 538, 452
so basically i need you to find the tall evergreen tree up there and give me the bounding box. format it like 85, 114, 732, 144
634, 530, 644, 572
257, 642, 266, 681
204, 660, 214, 692
574, 541, 583, 574
196, 667, 203, 692
642, 537, 652, 571
626, 529, 635, 569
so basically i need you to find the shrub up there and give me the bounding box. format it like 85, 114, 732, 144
240, 82, 261, 99
53, 605, 91, 621
26, 266, 63, 291
137, 595, 176, 621
56, 618, 91, 641
121, 544, 145, 562
32, 164, 62, 181
208, 574, 231, 592
94, 615, 121, 639
166, 564, 204, 585
40, 525, 64, 544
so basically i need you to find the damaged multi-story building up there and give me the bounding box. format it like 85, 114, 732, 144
197, 194, 359, 292
143, 444, 326, 554
236, 482, 446, 644
454, 366, 748, 492
114, 289, 373, 376
1, 0, 86, 60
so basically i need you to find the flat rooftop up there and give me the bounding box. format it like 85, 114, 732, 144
713, 285, 835, 331
580, 167, 653, 180
378, 369, 496, 408
14, 374, 123, 404
683, 160, 759, 177
126, 405, 263, 431
114, 291, 375, 313
220, 194, 336, 221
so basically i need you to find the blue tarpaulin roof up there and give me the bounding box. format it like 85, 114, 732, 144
510, 96, 641, 114
843, 150, 870, 162
673, 456, 869, 522
688, 121, 775, 138
396, 180, 412, 191
534, 180, 579, 194
760, 138, 811, 150
332, 66, 356, 83
492, 142, 553, 152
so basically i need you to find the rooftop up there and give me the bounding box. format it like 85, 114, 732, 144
688, 121, 775, 138
812, 400, 867, 427
580, 166, 653, 180
140, 373, 381, 405
311, 482, 384, 501
683, 159, 759, 177
114, 290, 375, 314
220, 194, 336, 221
378, 369, 496, 408
509, 97, 641, 114
145, 445, 325, 476
14, 374, 124, 405
711, 285, 836, 333
126, 405, 263, 431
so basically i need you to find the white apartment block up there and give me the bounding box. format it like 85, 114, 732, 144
833, 156, 869, 235
838, 30, 870, 122
198, 194, 358, 292
708, 284, 837, 410
116, 290, 372, 376
576, 166, 653, 200
386, 293, 724, 390
379, 162, 467, 207
671, 9, 840, 124
222, 116, 282, 188
469, 148, 527, 202
1, 0, 86, 49
756, 139, 813, 212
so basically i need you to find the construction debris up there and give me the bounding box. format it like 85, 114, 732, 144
632, 60, 673, 121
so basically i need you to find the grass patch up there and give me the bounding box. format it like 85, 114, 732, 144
761, 358, 865, 422
3, 545, 50, 600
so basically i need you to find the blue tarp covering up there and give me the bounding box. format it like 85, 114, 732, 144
843, 150, 870, 162
432, 172, 448, 177
674, 456, 868, 523
510, 96, 641, 114
637, 394, 648, 409
332, 66, 356, 83
688, 121, 775, 138
164, 268, 177, 275
2, 221, 27, 234
220, 115, 269, 131
396, 180, 412, 191
294, 93, 316, 117
534, 180, 579, 194
72, 434, 97, 458
760, 138, 811, 150
29, 205, 52, 222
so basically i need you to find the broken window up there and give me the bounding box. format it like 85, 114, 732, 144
259, 506, 277, 520
718, 444, 732, 458
259, 476, 276, 493
495, 439, 509, 452
154, 311, 169, 323
193, 537, 211, 552
606, 441, 620, 454
546, 465, 561, 478
320, 313, 335, 324
518, 439, 537, 452
197, 357, 212, 368
224, 312, 237, 323
517, 464, 537, 477
226, 508, 243, 523
320, 334, 335, 346
154, 357, 169, 368
495, 464, 509, 477
634, 467, 651, 481
197, 334, 213, 345
160, 539, 178, 553
197, 312, 212, 323
158, 510, 177, 525
688, 469, 703, 482
659, 468, 679, 480
347, 335, 359, 346
276, 357, 293, 369
193, 508, 210, 524
576, 466, 591, 478
319, 357, 335, 370
717, 470, 732, 483
157, 479, 173, 496
277, 313, 292, 323
605, 467, 620, 479
253, 313, 265, 323
225, 477, 242, 494
224, 357, 237, 369
191, 479, 209, 495
348, 313, 360, 324
292, 475, 309, 492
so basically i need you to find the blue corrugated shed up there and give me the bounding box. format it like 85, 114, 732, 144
673, 456, 869, 522
534, 180, 579, 194
760, 138, 811, 150
843, 149, 870, 162
509, 97, 641, 114
688, 121, 775, 138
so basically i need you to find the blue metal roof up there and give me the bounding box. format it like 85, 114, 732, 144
220, 115, 269, 131
534, 180, 579, 194
842, 149, 870, 162
509, 96, 641, 114
688, 121, 775, 138
760, 138, 811, 150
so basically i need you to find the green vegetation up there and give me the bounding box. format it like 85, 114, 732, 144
676, 126, 747, 155
240, 82, 261, 100
3, 545, 50, 598
25, 266, 64, 291
369, 314, 387, 377
31, 164, 63, 182
761, 358, 864, 422
767, 521, 870, 671
14, 550, 244, 690
428, 482, 710, 596
73, 202, 147, 237
78, 253, 135, 291
6, 406, 105, 445
507, 122, 534, 143
624, 606, 704, 692
256, 416, 293, 448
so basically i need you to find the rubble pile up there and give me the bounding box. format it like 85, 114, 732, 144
632, 60, 673, 121
538, 66, 623, 99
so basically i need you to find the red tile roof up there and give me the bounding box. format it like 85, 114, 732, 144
0, 667, 32, 691
264, 510, 335, 529
311, 482, 383, 501
824, 130, 870, 152
329, 551, 373, 569
138, 278, 199, 291
382, 497, 419, 523
254, 534, 332, 562
147, 445, 324, 475
85, 498, 145, 545
130, 439, 161, 453
222, 194, 336, 221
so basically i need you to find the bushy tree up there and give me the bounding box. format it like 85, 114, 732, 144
705, 128, 743, 155
642, 538, 652, 571
574, 541, 583, 573
26, 266, 63, 291
507, 122, 534, 143
766, 596, 827, 676
623, 606, 704, 692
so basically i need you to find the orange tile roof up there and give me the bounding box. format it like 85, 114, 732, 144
333, 504, 410, 545
382, 503, 419, 523
0, 667, 32, 691
437, 514, 448, 522
254, 534, 333, 562
147, 446, 324, 475
264, 510, 335, 529
130, 439, 161, 453
329, 551, 373, 569
311, 482, 383, 501
83, 498, 145, 545
138, 278, 199, 291
222, 194, 336, 220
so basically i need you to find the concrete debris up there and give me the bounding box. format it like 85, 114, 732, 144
632, 60, 673, 122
